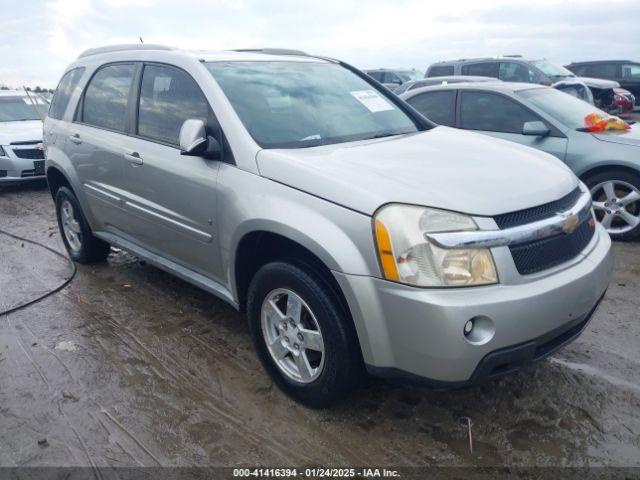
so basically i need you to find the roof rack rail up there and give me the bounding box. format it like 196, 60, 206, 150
78, 44, 174, 59
231, 48, 308, 56
503, 54, 523, 58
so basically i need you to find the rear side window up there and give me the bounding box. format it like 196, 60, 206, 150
137, 64, 211, 145
428, 65, 454, 77
461, 62, 498, 78
82, 64, 136, 132
367, 71, 383, 82
406, 91, 456, 126
585, 63, 618, 79
460, 91, 538, 134
622, 63, 640, 79
48, 68, 85, 120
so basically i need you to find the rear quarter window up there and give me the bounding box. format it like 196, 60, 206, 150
427, 65, 454, 77
461, 62, 498, 78
48, 68, 85, 120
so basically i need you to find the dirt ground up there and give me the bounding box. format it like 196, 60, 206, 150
1, 182, 639, 471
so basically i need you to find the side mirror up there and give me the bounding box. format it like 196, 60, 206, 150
179, 119, 221, 160
522, 121, 550, 137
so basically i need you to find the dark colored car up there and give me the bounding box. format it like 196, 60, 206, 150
392, 75, 496, 95
566, 61, 640, 107
364, 68, 423, 90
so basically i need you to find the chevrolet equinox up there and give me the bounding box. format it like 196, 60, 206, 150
44, 45, 612, 407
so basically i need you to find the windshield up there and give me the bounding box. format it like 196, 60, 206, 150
530, 60, 574, 79
518, 87, 607, 129
0, 96, 48, 122
205, 61, 418, 148
397, 70, 423, 82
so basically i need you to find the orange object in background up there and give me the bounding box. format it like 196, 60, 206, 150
584, 112, 631, 132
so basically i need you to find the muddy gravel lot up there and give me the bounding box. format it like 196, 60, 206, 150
1, 182, 639, 473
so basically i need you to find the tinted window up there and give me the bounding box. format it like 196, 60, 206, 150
206, 62, 418, 149
498, 62, 536, 82
82, 64, 136, 132
367, 71, 383, 82
460, 91, 538, 133
49, 68, 85, 120
461, 62, 498, 77
568, 65, 587, 76
383, 72, 401, 84
585, 64, 618, 79
621, 63, 640, 79
137, 65, 211, 145
428, 65, 454, 77
407, 91, 456, 126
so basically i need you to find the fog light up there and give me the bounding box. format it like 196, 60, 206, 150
462, 316, 495, 345
464, 320, 473, 335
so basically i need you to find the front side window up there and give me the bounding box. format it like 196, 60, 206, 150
622, 63, 640, 79
0, 95, 48, 122
406, 91, 456, 127
82, 64, 136, 132
461, 62, 498, 78
205, 61, 418, 148
137, 65, 211, 145
518, 87, 607, 130
498, 62, 536, 83
460, 91, 538, 134
49, 68, 85, 120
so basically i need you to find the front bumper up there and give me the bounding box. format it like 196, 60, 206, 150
0, 145, 45, 183
334, 224, 612, 386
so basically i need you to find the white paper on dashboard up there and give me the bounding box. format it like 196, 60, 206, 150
350, 90, 394, 112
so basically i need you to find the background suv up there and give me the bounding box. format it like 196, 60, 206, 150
44, 45, 611, 407
566, 60, 640, 106
364, 68, 422, 89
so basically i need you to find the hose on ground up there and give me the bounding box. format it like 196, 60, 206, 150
0, 228, 76, 317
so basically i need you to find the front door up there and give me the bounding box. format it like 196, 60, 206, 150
458, 90, 568, 161
116, 63, 224, 281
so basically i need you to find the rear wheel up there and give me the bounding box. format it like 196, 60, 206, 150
247, 261, 361, 408
585, 170, 640, 241
55, 186, 111, 263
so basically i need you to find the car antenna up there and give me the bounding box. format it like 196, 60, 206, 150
22, 86, 44, 122
139, 37, 144, 44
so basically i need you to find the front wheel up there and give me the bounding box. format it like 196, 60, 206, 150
246, 261, 362, 408
585, 170, 640, 241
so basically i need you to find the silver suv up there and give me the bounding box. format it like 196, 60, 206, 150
44, 45, 612, 407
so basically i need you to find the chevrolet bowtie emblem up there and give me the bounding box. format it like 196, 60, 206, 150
561, 213, 580, 234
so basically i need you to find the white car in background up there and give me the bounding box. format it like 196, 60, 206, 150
0, 91, 48, 183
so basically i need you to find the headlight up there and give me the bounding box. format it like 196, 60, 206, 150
374, 204, 498, 287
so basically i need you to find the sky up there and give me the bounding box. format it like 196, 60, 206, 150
1, 0, 639, 89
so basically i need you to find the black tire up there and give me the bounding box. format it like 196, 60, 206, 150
583, 169, 640, 241
55, 186, 111, 263
247, 261, 362, 408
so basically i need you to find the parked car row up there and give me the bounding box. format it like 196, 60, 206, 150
399, 55, 637, 114
40, 45, 614, 406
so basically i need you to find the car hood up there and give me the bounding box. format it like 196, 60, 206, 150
0, 120, 43, 145
578, 76, 620, 89
256, 127, 577, 216
593, 123, 640, 147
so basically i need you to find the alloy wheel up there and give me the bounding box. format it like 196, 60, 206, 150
261, 288, 325, 384
60, 199, 83, 251
590, 180, 640, 235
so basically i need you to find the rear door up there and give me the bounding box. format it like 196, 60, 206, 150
115, 63, 224, 280
69, 63, 137, 230
457, 90, 568, 160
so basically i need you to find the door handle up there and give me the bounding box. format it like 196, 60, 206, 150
69, 133, 82, 144
125, 151, 144, 166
